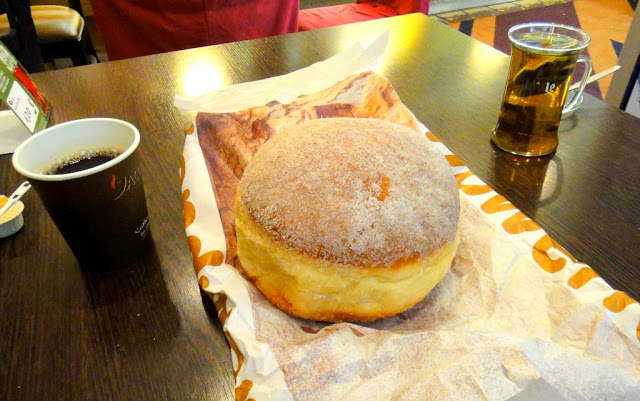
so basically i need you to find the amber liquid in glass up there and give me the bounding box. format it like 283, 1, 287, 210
491, 32, 582, 156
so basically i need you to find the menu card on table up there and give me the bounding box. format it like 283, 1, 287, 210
176, 34, 640, 401
0, 42, 50, 133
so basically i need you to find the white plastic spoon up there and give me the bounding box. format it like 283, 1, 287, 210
569, 65, 620, 91
0, 181, 31, 217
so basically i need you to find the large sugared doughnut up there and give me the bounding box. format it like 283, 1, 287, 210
235, 118, 460, 322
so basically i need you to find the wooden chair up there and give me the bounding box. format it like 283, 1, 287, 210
0, 0, 45, 72
0, 0, 98, 69
299, 0, 430, 31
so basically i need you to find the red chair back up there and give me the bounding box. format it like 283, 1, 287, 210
89, 0, 299, 60
357, 0, 429, 15
299, 0, 430, 32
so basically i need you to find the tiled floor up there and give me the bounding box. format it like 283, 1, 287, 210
300, 0, 573, 21
432, 0, 572, 22
443, 0, 637, 98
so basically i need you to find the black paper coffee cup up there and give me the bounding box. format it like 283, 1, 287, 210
12, 118, 151, 269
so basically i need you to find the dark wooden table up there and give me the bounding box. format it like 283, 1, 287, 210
1, 13, 639, 401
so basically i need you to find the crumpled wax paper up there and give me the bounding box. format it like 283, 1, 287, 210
177, 34, 640, 401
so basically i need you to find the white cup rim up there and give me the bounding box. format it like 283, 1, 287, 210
12, 118, 140, 182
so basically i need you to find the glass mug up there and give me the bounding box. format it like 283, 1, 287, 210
491, 22, 592, 156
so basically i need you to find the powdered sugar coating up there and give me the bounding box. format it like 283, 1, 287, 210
237, 118, 460, 267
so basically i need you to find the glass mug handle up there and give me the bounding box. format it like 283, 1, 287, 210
564, 55, 593, 111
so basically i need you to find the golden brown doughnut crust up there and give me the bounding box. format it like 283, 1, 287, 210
236, 118, 460, 322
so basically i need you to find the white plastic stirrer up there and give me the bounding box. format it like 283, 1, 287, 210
569, 65, 620, 91
0, 181, 31, 217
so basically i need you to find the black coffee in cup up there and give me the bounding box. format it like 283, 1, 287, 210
42, 148, 124, 175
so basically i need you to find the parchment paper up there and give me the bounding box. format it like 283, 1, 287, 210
177, 36, 640, 401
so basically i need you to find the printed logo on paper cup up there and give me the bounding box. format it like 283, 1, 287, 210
110, 167, 150, 239
110, 167, 142, 201
135, 216, 150, 239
